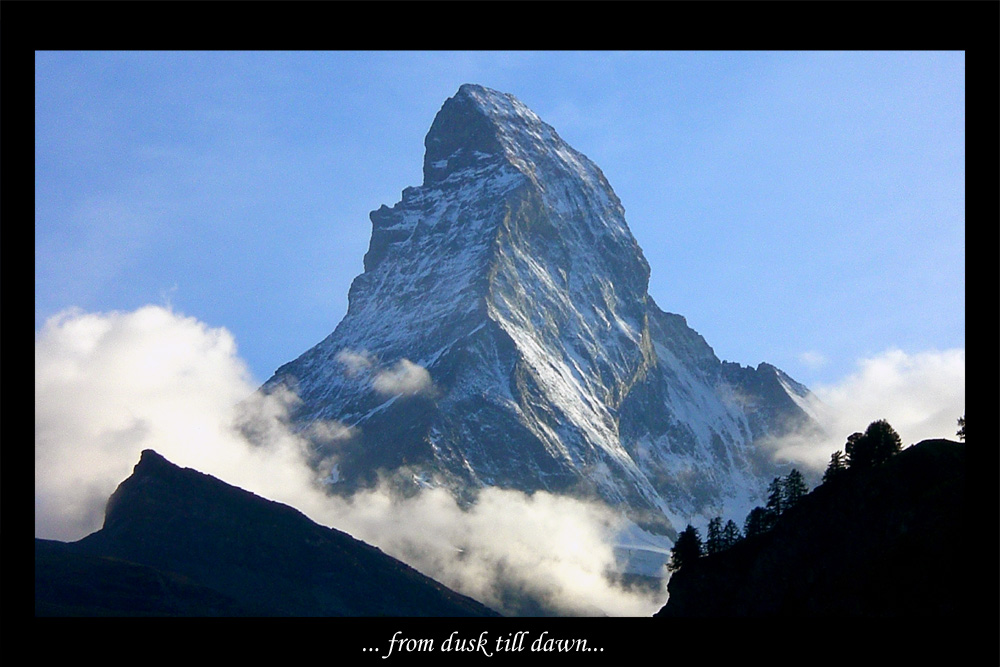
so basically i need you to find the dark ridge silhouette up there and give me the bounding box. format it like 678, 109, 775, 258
656, 439, 966, 617
35, 538, 263, 616
35, 450, 499, 617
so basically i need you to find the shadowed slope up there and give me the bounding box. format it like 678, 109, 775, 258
37, 450, 498, 617
656, 439, 966, 617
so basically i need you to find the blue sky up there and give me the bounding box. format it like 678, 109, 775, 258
35, 51, 965, 390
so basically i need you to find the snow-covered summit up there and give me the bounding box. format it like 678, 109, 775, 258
430, 86, 620, 190
264, 85, 818, 539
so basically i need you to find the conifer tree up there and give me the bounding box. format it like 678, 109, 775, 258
668, 524, 703, 572
722, 519, 742, 549
865, 419, 902, 466
846, 420, 903, 470
764, 477, 784, 526
957, 415, 965, 441
844, 431, 870, 469
706, 516, 724, 555
744, 506, 770, 539
823, 450, 848, 484
783, 469, 808, 509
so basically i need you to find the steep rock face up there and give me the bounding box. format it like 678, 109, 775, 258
264, 84, 815, 537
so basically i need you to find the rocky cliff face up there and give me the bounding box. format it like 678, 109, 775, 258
263, 84, 816, 540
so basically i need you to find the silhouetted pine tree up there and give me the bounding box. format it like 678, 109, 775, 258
722, 520, 742, 549
668, 524, 703, 572
764, 477, 784, 528
759, 470, 810, 531
844, 431, 870, 469
823, 450, 848, 484
845, 420, 903, 470
744, 506, 770, 539
865, 419, 902, 466
957, 415, 965, 441
784, 469, 808, 509
705, 516, 724, 555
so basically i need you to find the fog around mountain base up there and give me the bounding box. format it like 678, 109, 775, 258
34, 305, 963, 615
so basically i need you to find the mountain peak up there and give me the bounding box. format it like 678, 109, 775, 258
265, 85, 818, 541
422, 83, 546, 186
454, 83, 546, 130
423, 84, 621, 211
423, 85, 502, 185
136, 448, 169, 468
455, 82, 503, 99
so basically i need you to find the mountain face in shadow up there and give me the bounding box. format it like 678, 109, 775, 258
656, 439, 966, 617
35, 450, 498, 617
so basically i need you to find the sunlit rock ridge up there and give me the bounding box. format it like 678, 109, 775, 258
264, 84, 814, 538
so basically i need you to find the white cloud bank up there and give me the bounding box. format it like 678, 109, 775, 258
324, 484, 661, 616
34, 305, 345, 541
768, 347, 965, 471
34, 305, 662, 616
35, 306, 963, 615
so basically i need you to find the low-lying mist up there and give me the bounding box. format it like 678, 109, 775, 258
34, 305, 666, 616
35, 305, 963, 615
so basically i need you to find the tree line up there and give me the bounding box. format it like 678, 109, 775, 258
667, 465, 811, 572
668, 417, 926, 572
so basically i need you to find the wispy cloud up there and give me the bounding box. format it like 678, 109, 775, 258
335, 349, 437, 398
335, 348, 374, 375
373, 358, 436, 397
34, 305, 663, 616
765, 347, 965, 472
798, 350, 828, 370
